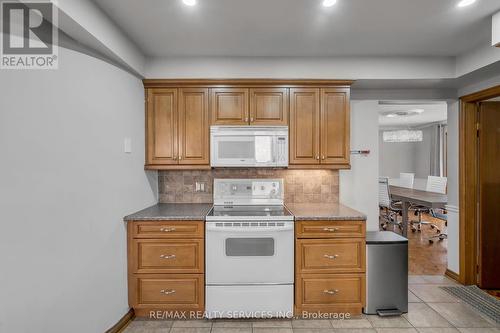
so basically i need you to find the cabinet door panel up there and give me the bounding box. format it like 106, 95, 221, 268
249, 88, 288, 125
146, 89, 178, 165
210, 88, 249, 125
289, 88, 320, 164
321, 88, 350, 165
178, 88, 209, 165
296, 274, 365, 310
296, 239, 365, 274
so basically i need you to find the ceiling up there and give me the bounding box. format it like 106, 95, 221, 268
94, 0, 500, 57
378, 101, 448, 128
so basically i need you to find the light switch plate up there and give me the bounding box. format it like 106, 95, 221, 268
124, 138, 132, 153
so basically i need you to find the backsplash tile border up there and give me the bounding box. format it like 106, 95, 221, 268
158, 169, 339, 204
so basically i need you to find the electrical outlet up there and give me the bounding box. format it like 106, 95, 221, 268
195, 181, 207, 192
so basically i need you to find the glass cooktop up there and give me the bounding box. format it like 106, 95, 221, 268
206, 205, 293, 221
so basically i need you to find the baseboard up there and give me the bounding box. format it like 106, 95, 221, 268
445, 269, 460, 283
105, 308, 135, 333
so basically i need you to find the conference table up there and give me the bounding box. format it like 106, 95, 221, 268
389, 185, 448, 237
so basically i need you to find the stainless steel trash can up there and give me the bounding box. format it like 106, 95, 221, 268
364, 231, 408, 316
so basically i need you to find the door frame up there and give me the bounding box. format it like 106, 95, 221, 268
458, 84, 500, 285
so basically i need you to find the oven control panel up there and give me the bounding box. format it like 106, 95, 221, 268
213, 178, 284, 205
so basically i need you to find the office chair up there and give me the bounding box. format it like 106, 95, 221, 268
410, 176, 447, 233
399, 172, 415, 189
428, 209, 447, 243
379, 177, 403, 231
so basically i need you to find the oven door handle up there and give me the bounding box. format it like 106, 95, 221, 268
205, 225, 294, 232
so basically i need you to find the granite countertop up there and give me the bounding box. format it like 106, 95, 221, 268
124, 203, 213, 221
286, 203, 367, 221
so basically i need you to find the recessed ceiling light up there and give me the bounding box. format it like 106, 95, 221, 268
385, 113, 397, 118
457, 0, 476, 7
322, 0, 337, 7
183, 0, 196, 6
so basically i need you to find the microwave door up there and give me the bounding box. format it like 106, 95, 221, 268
213, 136, 256, 166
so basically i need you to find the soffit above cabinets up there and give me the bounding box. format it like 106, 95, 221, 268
94, 0, 500, 57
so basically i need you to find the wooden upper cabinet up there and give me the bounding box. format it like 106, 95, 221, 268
289, 88, 320, 165
143, 80, 352, 170
146, 89, 178, 166
210, 88, 249, 125
178, 88, 209, 165
320, 88, 350, 165
249, 88, 288, 125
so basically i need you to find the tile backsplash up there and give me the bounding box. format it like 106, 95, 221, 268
158, 169, 339, 204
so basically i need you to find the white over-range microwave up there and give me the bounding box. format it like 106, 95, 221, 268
210, 126, 288, 167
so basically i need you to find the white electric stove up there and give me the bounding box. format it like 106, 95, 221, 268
205, 178, 294, 319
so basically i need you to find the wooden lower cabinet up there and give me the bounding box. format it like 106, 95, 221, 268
130, 274, 204, 317
295, 220, 366, 316
128, 221, 205, 318
296, 274, 365, 315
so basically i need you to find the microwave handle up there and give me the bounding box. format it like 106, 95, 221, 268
272, 136, 277, 163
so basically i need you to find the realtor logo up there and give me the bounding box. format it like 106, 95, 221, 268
1, 1, 58, 69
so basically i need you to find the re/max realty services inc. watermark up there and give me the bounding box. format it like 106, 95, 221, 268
1, 1, 58, 69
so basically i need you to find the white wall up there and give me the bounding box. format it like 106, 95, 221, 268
446, 101, 460, 274
414, 126, 433, 178
0, 47, 157, 333
340, 101, 379, 231
378, 133, 417, 178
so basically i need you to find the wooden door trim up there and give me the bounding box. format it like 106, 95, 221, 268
458, 84, 500, 285
144, 79, 354, 88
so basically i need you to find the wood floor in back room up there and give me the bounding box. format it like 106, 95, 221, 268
382, 212, 448, 275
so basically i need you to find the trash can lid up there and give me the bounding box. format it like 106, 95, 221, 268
366, 231, 408, 244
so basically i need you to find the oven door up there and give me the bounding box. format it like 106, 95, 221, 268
205, 221, 294, 284
211, 134, 276, 167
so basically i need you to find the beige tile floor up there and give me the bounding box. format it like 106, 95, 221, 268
122, 275, 499, 333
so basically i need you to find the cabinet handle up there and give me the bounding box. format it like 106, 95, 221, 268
173, 156, 177, 160
316, 155, 320, 160
250, 117, 254, 122
323, 289, 339, 295
160, 227, 176, 232
179, 156, 182, 160
322, 155, 325, 160
160, 289, 176, 295
245, 117, 249, 122
323, 254, 339, 259
159, 254, 176, 259
323, 227, 338, 232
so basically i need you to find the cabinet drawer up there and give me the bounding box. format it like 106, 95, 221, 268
132, 239, 204, 274
131, 221, 204, 239
296, 239, 365, 273
296, 274, 365, 311
296, 220, 365, 238
131, 274, 204, 310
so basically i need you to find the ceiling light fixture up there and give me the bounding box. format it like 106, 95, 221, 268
322, 0, 337, 7
457, 0, 476, 8
182, 0, 196, 6
411, 109, 425, 114
385, 113, 397, 118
